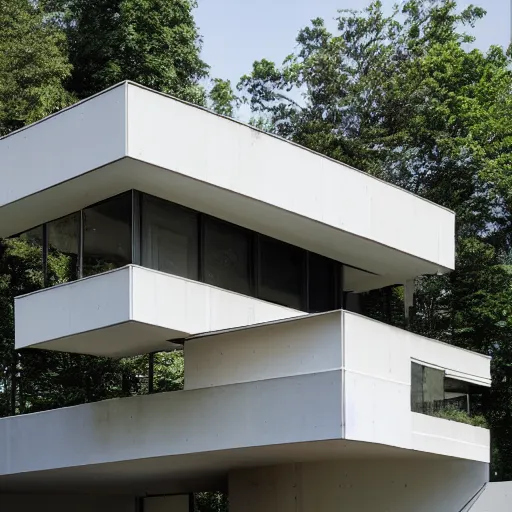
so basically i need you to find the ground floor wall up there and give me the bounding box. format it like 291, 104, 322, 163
229, 459, 489, 512
0, 459, 488, 512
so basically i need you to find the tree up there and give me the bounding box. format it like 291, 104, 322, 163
0, 0, 73, 136
209, 78, 238, 117
0, 4, 227, 508
0, 0, 72, 411
44, 0, 208, 103
0, 232, 137, 415
0, 0, 210, 418
239, 0, 512, 478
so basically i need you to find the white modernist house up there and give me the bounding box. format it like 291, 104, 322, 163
0, 82, 499, 511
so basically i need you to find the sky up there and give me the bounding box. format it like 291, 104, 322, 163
195, 0, 509, 91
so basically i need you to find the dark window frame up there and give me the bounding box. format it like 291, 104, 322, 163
15, 190, 346, 313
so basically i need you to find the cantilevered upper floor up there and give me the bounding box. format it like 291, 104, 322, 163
0, 82, 456, 356
0, 81, 454, 292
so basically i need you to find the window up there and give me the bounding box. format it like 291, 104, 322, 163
204, 217, 252, 295
259, 236, 305, 310
411, 363, 445, 413
11, 191, 346, 311
308, 253, 339, 313
411, 362, 488, 427
5, 226, 45, 293
141, 195, 198, 280
47, 213, 80, 285
82, 193, 132, 277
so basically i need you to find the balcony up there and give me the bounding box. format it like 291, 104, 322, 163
14, 265, 304, 357
1, 310, 491, 495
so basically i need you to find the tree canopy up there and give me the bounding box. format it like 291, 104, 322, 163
0, 0, 73, 136
43, 0, 209, 102
239, 0, 512, 479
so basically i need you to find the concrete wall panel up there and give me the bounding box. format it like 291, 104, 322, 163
15, 265, 302, 356
0, 85, 127, 208
0, 372, 343, 476
229, 459, 488, 512
184, 313, 341, 390
15, 267, 131, 350
131, 266, 303, 337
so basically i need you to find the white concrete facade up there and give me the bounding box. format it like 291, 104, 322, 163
0, 313, 491, 497
0, 82, 495, 511
0, 82, 454, 293
14, 265, 303, 357
184, 311, 490, 462
229, 459, 488, 512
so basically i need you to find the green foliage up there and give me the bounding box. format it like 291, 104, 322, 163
0, 236, 134, 414
209, 78, 238, 117
45, 0, 209, 102
194, 492, 228, 512
122, 351, 184, 395
432, 406, 488, 428
239, 0, 512, 479
0, 0, 73, 135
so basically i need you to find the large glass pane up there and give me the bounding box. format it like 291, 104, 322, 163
423, 366, 445, 404
259, 236, 305, 310
204, 217, 252, 295
3, 226, 45, 293
83, 193, 132, 277
411, 363, 445, 414
141, 195, 198, 280
47, 213, 79, 285
308, 253, 339, 313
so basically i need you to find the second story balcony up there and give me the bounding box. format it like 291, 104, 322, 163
0, 310, 491, 495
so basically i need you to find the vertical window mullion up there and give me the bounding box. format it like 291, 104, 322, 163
148, 352, 154, 394
132, 190, 141, 265
198, 213, 205, 282
253, 233, 260, 299
305, 251, 310, 312
42, 223, 48, 288
78, 210, 84, 279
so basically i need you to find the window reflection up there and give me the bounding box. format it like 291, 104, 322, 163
47, 213, 80, 285
309, 253, 338, 313
204, 217, 252, 295
5, 226, 45, 293
259, 236, 305, 310
141, 195, 198, 280
82, 193, 132, 277
15, 191, 345, 314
